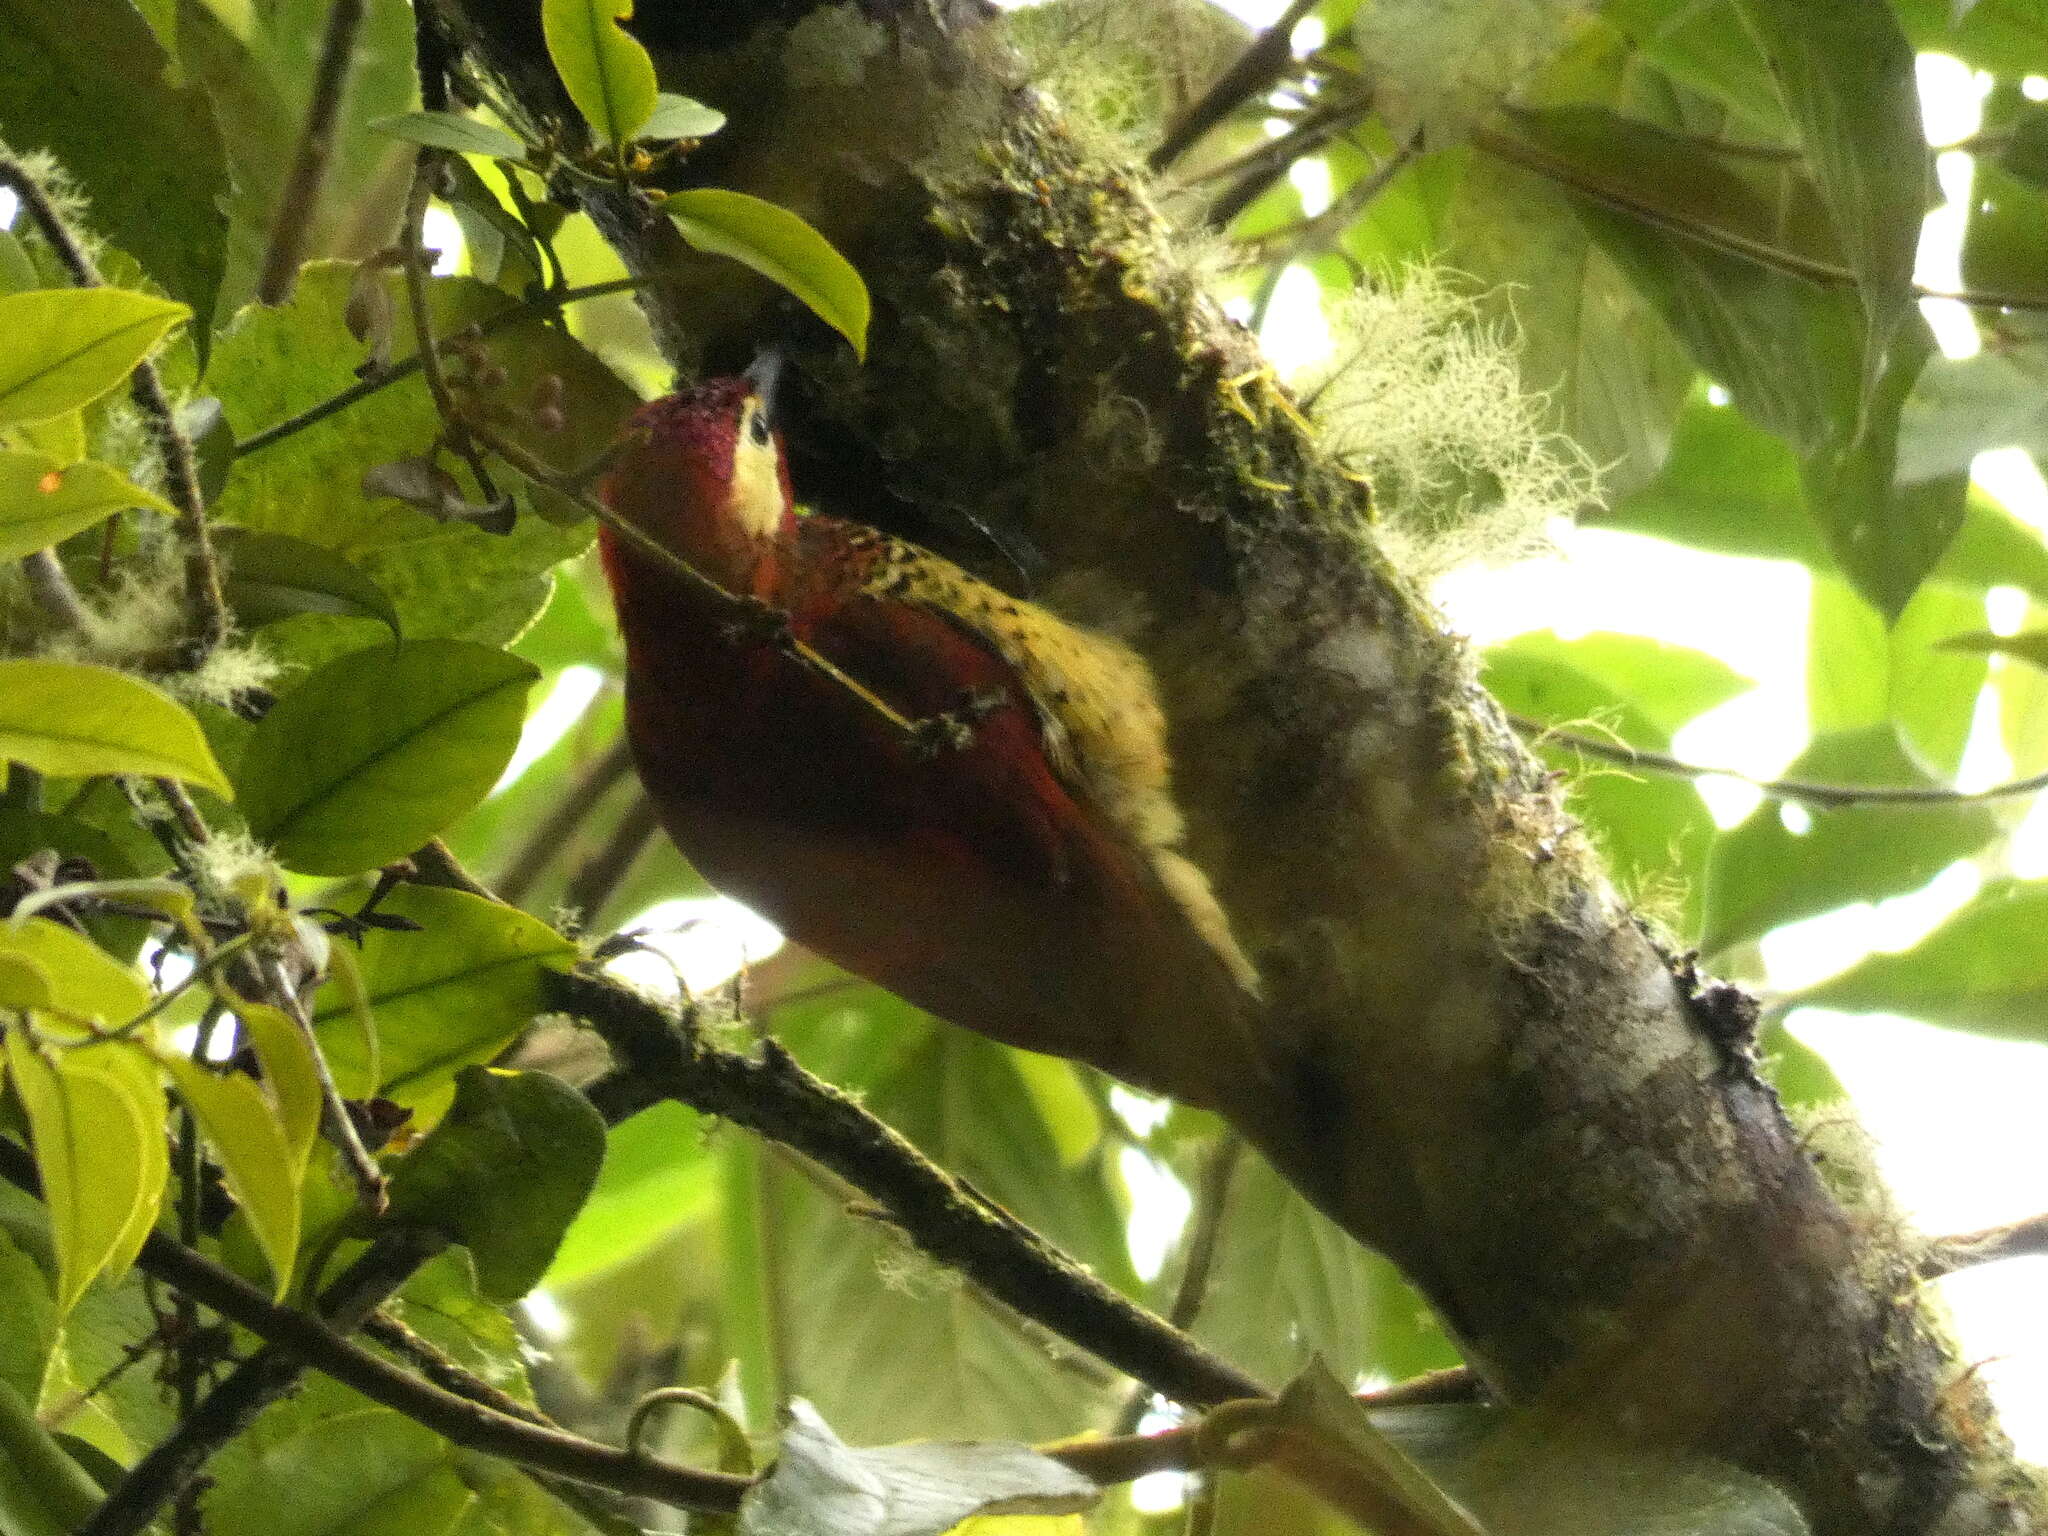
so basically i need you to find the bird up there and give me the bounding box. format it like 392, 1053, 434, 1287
596, 357, 1263, 1105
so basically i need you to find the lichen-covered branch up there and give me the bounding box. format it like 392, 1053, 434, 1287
435, 3, 2030, 1530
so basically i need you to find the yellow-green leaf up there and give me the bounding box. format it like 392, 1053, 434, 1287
306, 884, 574, 1105
4, 1032, 165, 1315
163, 1057, 302, 1298
0, 659, 233, 797
663, 189, 870, 359
236, 999, 327, 1179
0, 919, 150, 1026
541, 0, 657, 148
7, 408, 85, 464
0, 950, 55, 1012
0, 453, 176, 561
0, 288, 189, 429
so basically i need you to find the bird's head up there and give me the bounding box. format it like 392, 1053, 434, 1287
599, 356, 797, 595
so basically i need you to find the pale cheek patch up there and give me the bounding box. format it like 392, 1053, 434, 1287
730, 438, 787, 541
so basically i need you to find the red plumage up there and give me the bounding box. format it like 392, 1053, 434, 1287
598, 379, 1261, 1100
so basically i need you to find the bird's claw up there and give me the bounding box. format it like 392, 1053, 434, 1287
911, 687, 1010, 757
720, 594, 791, 648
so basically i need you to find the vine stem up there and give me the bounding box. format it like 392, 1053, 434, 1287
233, 277, 644, 458
0, 151, 232, 655
256, 0, 369, 305
1512, 714, 2048, 807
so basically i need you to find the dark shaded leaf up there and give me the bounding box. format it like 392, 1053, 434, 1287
372, 111, 525, 162
216, 528, 401, 637
387, 1067, 604, 1302
0, 0, 228, 339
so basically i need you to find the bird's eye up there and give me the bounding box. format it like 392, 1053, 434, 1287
747, 407, 773, 447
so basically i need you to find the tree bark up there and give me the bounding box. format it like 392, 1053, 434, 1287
436, 3, 2034, 1530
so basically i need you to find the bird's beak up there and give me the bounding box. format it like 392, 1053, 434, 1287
745, 348, 785, 424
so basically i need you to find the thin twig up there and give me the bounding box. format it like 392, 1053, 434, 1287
559, 968, 1266, 1410
130, 364, 232, 657
1513, 714, 2048, 808
1476, 124, 2048, 314
234, 278, 643, 458
1239, 136, 1419, 262
1206, 94, 1367, 230
1151, 0, 1322, 173
398, 150, 508, 508
496, 735, 636, 905
471, 419, 930, 743
1921, 1213, 2048, 1278
258, 952, 389, 1212
257, 0, 370, 305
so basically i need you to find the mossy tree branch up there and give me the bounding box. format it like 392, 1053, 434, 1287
432, 3, 2030, 1531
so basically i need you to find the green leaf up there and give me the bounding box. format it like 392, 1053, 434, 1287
234, 1000, 325, 1180
215, 527, 401, 637
756, 990, 1132, 1441
1791, 878, 2048, 1039
640, 92, 726, 141
0, 1375, 103, 1536
233, 639, 539, 875
0, 660, 232, 798
0, 812, 148, 960
202, 1375, 451, 1536
0, 0, 230, 340
386, 1067, 604, 1302
0, 952, 55, 1011
1961, 164, 2048, 304
0, 232, 39, 297
0, 289, 190, 430
161, 1058, 302, 1298
369, 110, 525, 162
1888, 580, 1990, 776
545, 1099, 717, 1287
542, 0, 658, 147
1732, 0, 1927, 395
1698, 726, 1998, 955
1942, 629, 2048, 672
4, 1033, 165, 1315
0, 921, 149, 1027
1188, 1133, 1460, 1387
1601, 0, 1788, 130
0, 452, 177, 561
305, 883, 575, 1105
0, 1228, 58, 1407
207, 263, 614, 668
663, 190, 871, 360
